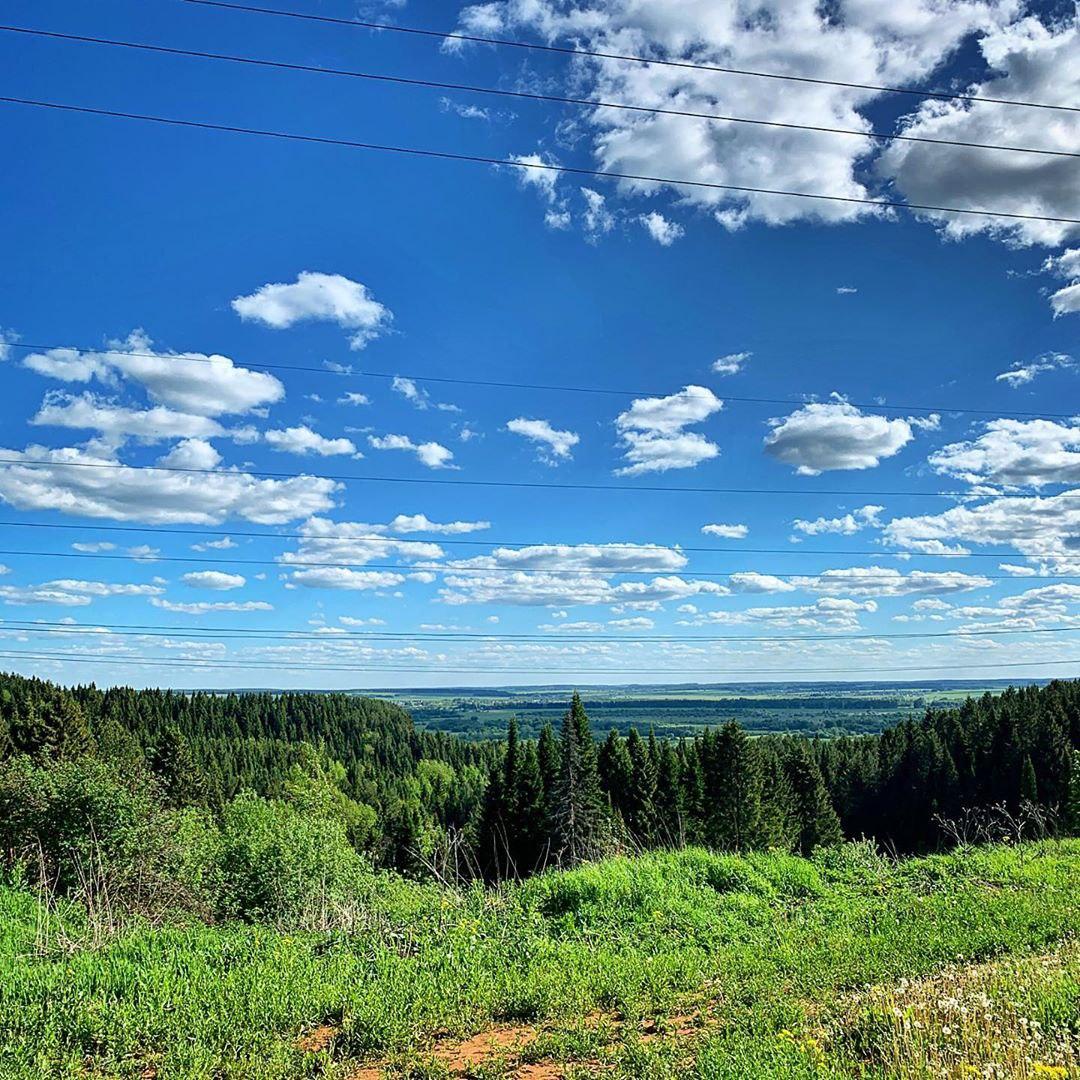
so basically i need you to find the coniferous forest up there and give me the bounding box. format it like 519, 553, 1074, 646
2, 671, 1078, 888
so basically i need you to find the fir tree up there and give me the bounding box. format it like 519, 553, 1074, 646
553, 692, 607, 866
783, 742, 843, 854
701, 723, 763, 851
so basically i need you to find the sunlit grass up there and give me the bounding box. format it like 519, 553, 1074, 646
2, 840, 1079, 1078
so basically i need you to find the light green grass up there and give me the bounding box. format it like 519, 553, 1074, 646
2, 840, 1079, 1079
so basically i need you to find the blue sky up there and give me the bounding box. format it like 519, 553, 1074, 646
0, 0, 1078, 688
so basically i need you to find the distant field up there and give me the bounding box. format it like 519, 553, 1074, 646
369, 680, 1036, 740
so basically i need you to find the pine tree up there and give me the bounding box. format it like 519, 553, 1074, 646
701, 722, 763, 851
598, 729, 633, 825
552, 692, 607, 866
1064, 750, 1080, 836
783, 742, 843, 854
512, 742, 548, 874
626, 728, 658, 846
654, 740, 685, 847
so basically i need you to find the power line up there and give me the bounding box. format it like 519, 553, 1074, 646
179, 0, 1080, 115
6, 341, 1077, 421
5, 95, 1080, 226
0, 519, 1072, 562
5, 24, 1075, 160
1, 453, 1077, 501
3, 546, 1077, 582
5, 618, 1080, 645
1, 647, 1077, 676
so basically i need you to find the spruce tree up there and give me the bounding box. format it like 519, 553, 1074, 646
626, 728, 658, 846
553, 692, 606, 866
783, 742, 843, 854
701, 722, 763, 851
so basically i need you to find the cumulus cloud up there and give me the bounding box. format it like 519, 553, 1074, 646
276, 516, 443, 588
682, 597, 877, 631
878, 16, 1080, 250
792, 504, 884, 536
883, 489, 1080, 572
231, 271, 392, 349
1045, 250, 1080, 316
506, 417, 580, 462
701, 522, 748, 539
32, 391, 226, 445
288, 567, 408, 591
263, 425, 358, 457
929, 419, 1080, 488
462, 0, 1010, 231
995, 352, 1074, 387
451, 542, 688, 574
0, 442, 339, 524
640, 211, 683, 245
390, 376, 460, 413
614, 385, 723, 475
764, 400, 929, 475
339, 392, 371, 406
712, 352, 750, 376
0, 578, 164, 606
151, 598, 273, 614
387, 513, 490, 534
181, 570, 246, 590
368, 433, 456, 469
22, 331, 283, 417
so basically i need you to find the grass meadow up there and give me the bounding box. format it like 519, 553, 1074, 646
2, 839, 1079, 1078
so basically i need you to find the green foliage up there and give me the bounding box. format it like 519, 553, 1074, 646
2, 840, 1079, 1078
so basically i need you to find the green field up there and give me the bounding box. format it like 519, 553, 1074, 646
375, 679, 1034, 740
3, 840, 1079, 1078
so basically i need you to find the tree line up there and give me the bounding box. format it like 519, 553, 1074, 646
1, 673, 1077, 889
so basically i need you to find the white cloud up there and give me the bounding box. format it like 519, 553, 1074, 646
878, 16, 1080, 250
263, 425, 358, 457
387, 513, 490, 534
581, 187, 615, 237
883, 489, 1080, 572
683, 597, 877, 632
792, 504, 883, 536
72, 542, 116, 553
0, 442, 339, 524
31, 391, 226, 445
701, 522, 748, 539
836, 287, 858, 295
640, 211, 683, 245
929, 419, 1080, 488
1045, 250, 1080, 316
441, 571, 729, 608
231, 271, 392, 350
712, 352, 750, 376
790, 566, 992, 597
289, 567, 407, 591
729, 572, 796, 594
368, 433, 456, 469
506, 417, 580, 462
764, 400, 925, 475
151, 598, 273, 614
995, 352, 1073, 387
181, 570, 246, 590
452, 542, 687, 573
339, 392, 371, 406
276, 517, 443, 587
191, 536, 237, 551
466, 0, 1010, 231
338, 615, 387, 626
22, 331, 284, 417
0, 578, 164, 606
614, 385, 723, 475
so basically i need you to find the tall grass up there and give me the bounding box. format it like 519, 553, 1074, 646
1, 840, 1079, 1078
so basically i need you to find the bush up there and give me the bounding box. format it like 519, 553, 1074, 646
215, 791, 372, 926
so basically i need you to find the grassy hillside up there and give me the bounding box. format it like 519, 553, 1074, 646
4, 839, 1080, 1079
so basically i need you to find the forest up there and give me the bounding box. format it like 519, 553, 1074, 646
2, 673, 1080, 1078
1, 672, 1078, 890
